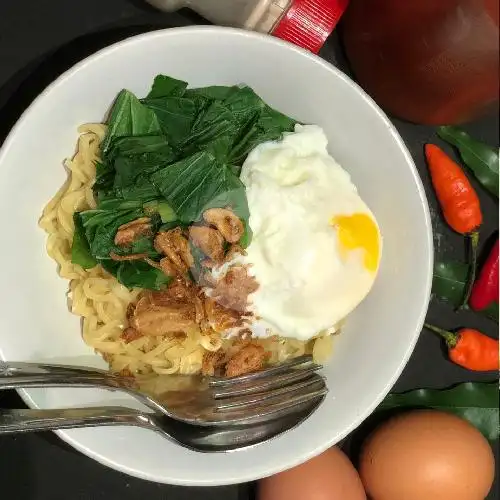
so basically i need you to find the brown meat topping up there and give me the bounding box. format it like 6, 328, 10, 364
130, 285, 197, 336
126, 302, 136, 321
189, 226, 225, 262
114, 217, 152, 247
119, 368, 133, 377
154, 228, 194, 273
131, 303, 196, 336
159, 257, 178, 277
225, 244, 246, 262
110, 252, 148, 261
210, 265, 259, 312
121, 327, 143, 343
204, 296, 242, 332
148, 279, 194, 304
201, 350, 225, 377
203, 208, 244, 243
225, 344, 266, 377
194, 295, 205, 324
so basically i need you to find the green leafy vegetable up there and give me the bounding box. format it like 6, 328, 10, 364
438, 126, 499, 197
151, 151, 247, 223
101, 90, 161, 155
146, 74, 188, 99
433, 260, 499, 322
71, 74, 297, 290
433, 261, 469, 307
380, 382, 499, 441
101, 260, 171, 291
143, 200, 177, 223
71, 214, 97, 269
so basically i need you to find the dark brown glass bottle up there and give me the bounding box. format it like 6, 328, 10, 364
341, 0, 499, 124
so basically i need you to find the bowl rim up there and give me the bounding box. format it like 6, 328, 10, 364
0, 25, 433, 485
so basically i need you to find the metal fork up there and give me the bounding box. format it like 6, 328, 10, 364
0, 355, 327, 426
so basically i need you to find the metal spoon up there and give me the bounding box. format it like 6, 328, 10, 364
0, 397, 324, 452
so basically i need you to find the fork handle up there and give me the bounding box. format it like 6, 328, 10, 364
0, 361, 122, 392
0, 406, 153, 435
0, 361, 109, 377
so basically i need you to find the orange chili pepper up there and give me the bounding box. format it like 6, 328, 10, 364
425, 144, 482, 307
425, 323, 499, 372
425, 144, 482, 234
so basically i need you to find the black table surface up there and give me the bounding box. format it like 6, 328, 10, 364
0, 1, 498, 499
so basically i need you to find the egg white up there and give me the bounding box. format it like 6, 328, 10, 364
239, 124, 382, 341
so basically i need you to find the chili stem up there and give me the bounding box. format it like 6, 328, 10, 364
424, 323, 458, 348
460, 231, 480, 309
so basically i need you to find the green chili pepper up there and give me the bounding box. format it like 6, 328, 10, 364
433, 260, 499, 322
437, 126, 499, 197
380, 382, 499, 441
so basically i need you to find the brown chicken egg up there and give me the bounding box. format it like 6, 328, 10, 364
359, 410, 495, 500
258, 446, 366, 500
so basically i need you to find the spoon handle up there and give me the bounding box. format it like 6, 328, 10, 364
0, 406, 153, 435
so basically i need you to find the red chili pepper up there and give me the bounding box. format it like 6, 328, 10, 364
425, 144, 482, 307
425, 323, 499, 372
470, 238, 499, 311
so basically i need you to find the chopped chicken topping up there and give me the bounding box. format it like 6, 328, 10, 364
225, 344, 266, 377
203, 208, 244, 243
121, 327, 143, 343
110, 252, 148, 261
131, 303, 196, 336
114, 217, 151, 247
204, 296, 242, 332
117, 211, 265, 378
210, 265, 259, 312
159, 256, 178, 277
189, 225, 225, 262
154, 228, 194, 273
201, 350, 225, 377
130, 286, 197, 336
194, 295, 205, 324
225, 244, 246, 262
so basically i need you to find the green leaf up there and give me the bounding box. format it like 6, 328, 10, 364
145, 75, 188, 99
143, 200, 178, 223
185, 85, 240, 102
151, 151, 248, 224
118, 261, 171, 290
433, 261, 469, 307
433, 260, 498, 322
484, 301, 499, 322
101, 90, 161, 155
380, 382, 499, 441
142, 96, 202, 147
107, 135, 173, 160
229, 103, 296, 167
71, 214, 97, 269
222, 86, 264, 127
181, 100, 236, 162
438, 126, 499, 197
102, 260, 171, 290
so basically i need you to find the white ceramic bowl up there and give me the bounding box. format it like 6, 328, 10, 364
0, 27, 432, 485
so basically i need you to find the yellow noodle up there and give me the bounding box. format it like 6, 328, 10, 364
40, 125, 334, 380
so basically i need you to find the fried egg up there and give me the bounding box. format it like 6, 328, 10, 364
239, 124, 382, 341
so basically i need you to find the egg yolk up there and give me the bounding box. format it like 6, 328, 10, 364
331, 213, 380, 272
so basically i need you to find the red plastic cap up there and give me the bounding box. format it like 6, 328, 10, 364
272, 0, 350, 54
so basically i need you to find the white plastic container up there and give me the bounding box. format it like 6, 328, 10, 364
146, 0, 291, 33
145, 0, 350, 53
